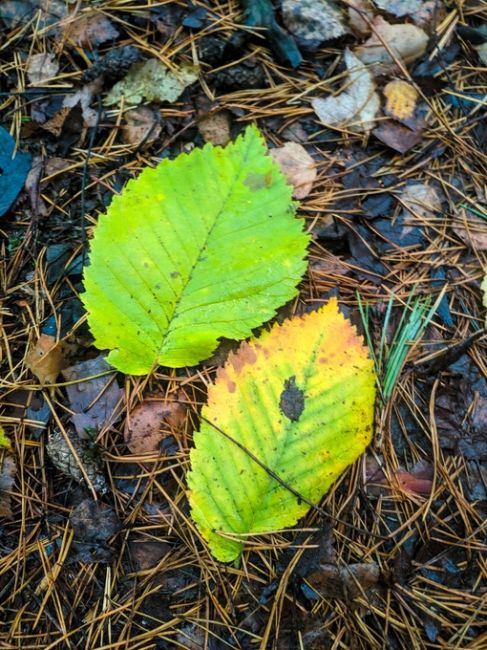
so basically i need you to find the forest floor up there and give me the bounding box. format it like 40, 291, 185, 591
1, 0, 486, 648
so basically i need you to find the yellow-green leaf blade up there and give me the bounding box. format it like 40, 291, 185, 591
187, 299, 376, 562
82, 125, 309, 373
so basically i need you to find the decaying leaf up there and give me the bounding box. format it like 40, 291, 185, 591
281, 0, 348, 51
384, 80, 418, 121
62, 12, 119, 47
355, 16, 428, 66
82, 126, 309, 373
453, 210, 487, 251
124, 395, 186, 454
187, 299, 376, 562
482, 270, 487, 327
70, 498, 121, 563
312, 49, 380, 134
399, 183, 442, 221
122, 106, 162, 147
306, 562, 380, 599
104, 59, 198, 106
270, 142, 316, 199
62, 355, 123, 439
373, 119, 423, 153
27, 52, 59, 86
46, 428, 107, 493
475, 42, 487, 66
63, 79, 103, 128
197, 111, 231, 146
0, 453, 16, 518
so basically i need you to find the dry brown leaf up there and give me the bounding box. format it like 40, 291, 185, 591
124, 396, 187, 454
40, 107, 72, 137
129, 539, 171, 570
270, 142, 316, 199
197, 111, 231, 146
62, 12, 119, 47
453, 210, 487, 251
384, 80, 418, 121
355, 16, 428, 66
312, 49, 380, 134
27, 52, 59, 86
373, 119, 423, 153
122, 107, 162, 147
307, 562, 380, 599
26, 334, 79, 384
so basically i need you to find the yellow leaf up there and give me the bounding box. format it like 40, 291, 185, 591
384, 80, 418, 121
187, 299, 376, 562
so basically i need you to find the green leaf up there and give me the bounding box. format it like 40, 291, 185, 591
82, 126, 309, 373
187, 299, 376, 562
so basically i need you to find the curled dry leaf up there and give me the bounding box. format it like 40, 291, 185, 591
270, 142, 316, 199
384, 80, 418, 121
197, 111, 231, 146
124, 395, 186, 454
347, 0, 374, 35
366, 456, 433, 496
26, 333, 64, 384
355, 16, 429, 66
27, 52, 59, 86
312, 49, 380, 135
122, 106, 162, 147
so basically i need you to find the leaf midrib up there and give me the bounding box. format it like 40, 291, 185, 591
241, 325, 328, 533
156, 139, 253, 361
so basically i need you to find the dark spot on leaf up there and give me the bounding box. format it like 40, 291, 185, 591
279, 376, 304, 422
171, 271, 180, 278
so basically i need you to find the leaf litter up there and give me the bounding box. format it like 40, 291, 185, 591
1, 0, 486, 646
